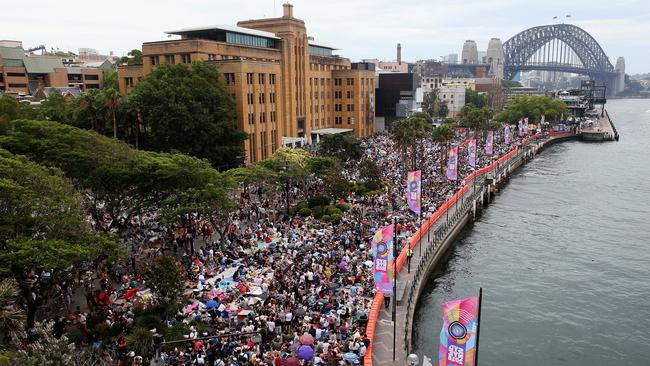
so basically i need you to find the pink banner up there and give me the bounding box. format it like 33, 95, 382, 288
467, 139, 476, 168
446, 146, 458, 181
407, 170, 422, 215
372, 225, 394, 295
438, 297, 480, 366
484, 131, 493, 156
504, 125, 510, 145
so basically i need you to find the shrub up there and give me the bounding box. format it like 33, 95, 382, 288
308, 195, 329, 208
336, 202, 351, 212
127, 328, 154, 358
321, 214, 331, 222
324, 205, 342, 216
299, 208, 313, 217
327, 213, 342, 224
66, 329, 84, 344
162, 323, 190, 351
133, 313, 164, 333
353, 183, 369, 196
312, 205, 325, 219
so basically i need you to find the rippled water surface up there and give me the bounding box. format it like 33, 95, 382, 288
412, 99, 650, 365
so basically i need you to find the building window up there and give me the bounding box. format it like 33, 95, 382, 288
451, 94, 454, 98
207, 54, 216, 61
270, 111, 276, 122
347, 91, 353, 98
260, 112, 266, 123
247, 93, 254, 105
347, 78, 354, 85
125, 77, 134, 88
149, 55, 159, 66
269, 74, 276, 84
346, 104, 354, 112
8, 83, 27, 88
181, 53, 191, 64
347, 117, 352, 124
335, 91, 341, 99
334, 78, 341, 86
7, 72, 26, 77
335, 116, 342, 125
165, 54, 175, 64
246, 73, 254, 84
258, 74, 265, 84
270, 93, 276, 103
259, 93, 265, 104
224, 73, 235, 85
248, 112, 255, 124
84, 74, 100, 81
335, 104, 342, 112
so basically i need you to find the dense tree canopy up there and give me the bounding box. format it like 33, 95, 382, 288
495, 95, 570, 124
0, 148, 116, 328
465, 88, 488, 108
318, 133, 363, 162
126, 62, 247, 169
0, 119, 223, 233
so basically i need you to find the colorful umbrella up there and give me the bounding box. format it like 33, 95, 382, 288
297, 345, 314, 361
299, 333, 314, 345
206, 300, 218, 309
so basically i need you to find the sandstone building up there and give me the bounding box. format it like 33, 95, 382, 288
118, 4, 376, 165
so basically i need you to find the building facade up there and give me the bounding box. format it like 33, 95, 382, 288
0, 44, 104, 95
117, 4, 375, 165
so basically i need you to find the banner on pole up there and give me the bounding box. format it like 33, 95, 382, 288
518, 118, 524, 137
407, 170, 422, 215
523, 117, 529, 134
484, 131, 493, 156
446, 146, 458, 181
467, 139, 476, 168
372, 225, 394, 295
504, 125, 510, 145
438, 297, 480, 366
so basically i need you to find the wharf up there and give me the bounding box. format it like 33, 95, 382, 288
580, 110, 618, 141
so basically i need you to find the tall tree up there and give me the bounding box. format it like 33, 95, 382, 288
125, 61, 247, 169
465, 88, 487, 108
103, 88, 121, 138
432, 123, 456, 174
0, 119, 223, 237
0, 148, 116, 329
391, 114, 432, 170
318, 133, 363, 162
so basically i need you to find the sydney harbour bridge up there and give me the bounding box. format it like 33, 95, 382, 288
453, 23, 625, 94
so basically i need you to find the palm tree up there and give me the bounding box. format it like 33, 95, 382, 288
432, 123, 455, 174
391, 114, 431, 170
103, 88, 121, 138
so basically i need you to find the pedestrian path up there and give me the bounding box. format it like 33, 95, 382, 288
371, 192, 467, 366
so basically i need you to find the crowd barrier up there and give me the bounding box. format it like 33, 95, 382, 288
364, 133, 555, 365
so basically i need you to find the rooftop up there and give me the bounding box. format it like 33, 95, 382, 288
165, 24, 280, 40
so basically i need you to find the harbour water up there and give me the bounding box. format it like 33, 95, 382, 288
411, 99, 650, 365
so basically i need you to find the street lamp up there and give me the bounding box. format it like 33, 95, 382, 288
407, 354, 420, 366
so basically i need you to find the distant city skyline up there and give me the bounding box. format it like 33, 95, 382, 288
3, 0, 649, 74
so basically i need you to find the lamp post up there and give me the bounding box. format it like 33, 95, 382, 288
407, 354, 420, 366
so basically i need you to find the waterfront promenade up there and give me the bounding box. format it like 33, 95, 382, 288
368, 133, 576, 366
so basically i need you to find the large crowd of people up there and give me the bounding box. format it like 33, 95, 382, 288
43, 127, 531, 366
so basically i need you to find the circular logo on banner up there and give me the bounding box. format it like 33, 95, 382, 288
376, 242, 388, 256
448, 321, 467, 340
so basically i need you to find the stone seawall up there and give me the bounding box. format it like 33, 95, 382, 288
368, 133, 579, 366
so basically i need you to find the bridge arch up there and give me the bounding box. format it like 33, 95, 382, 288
503, 24, 615, 80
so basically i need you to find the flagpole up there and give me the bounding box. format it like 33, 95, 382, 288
392, 217, 397, 361
474, 287, 483, 365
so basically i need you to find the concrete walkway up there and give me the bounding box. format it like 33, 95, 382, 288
371, 189, 471, 366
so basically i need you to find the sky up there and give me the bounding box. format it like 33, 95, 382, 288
3, 0, 649, 74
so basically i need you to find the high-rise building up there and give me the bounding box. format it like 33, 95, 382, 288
486, 38, 504, 79
117, 3, 376, 165
461, 40, 478, 64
